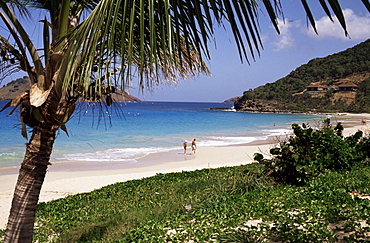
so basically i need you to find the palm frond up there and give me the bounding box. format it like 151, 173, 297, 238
61, 0, 263, 96
0, 1, 43, 82
1, 0, 31, 18
325, 0, 348, 36
362, 0, 370, 12
59, 0, 370, 97
301, 0, 318, 34
0, 36, 31, 77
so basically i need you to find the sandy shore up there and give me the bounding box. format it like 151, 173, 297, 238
0, 113, 369, 229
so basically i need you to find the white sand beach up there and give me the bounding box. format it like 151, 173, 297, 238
0, 113, 369, 229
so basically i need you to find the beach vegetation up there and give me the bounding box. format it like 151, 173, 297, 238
0, 0, 369, 242
254, 118, 370, 185
3, 157, 367, 242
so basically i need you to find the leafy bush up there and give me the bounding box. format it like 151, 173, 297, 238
254, 119, 369, 185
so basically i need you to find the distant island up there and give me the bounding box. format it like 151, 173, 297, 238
0, 77, 142, 103
230, 39, 370, 113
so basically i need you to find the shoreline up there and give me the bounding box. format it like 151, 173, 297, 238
0, 142, 275, 229
0, 113, 369, 229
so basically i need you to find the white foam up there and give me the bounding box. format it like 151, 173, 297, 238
0, 152, 17, 157
53, 128, 291, 162
198, 136, 266, 147
54, 146, 176, 162
262, 129, 292, 136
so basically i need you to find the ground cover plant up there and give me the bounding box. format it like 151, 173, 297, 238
1, 122, 370, 242
27, 164, 370, 242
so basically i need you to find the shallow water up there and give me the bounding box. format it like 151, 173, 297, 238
0, 101, 325, 168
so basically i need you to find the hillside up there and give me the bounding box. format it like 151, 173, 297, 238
0, 77, 141, 102
0, 77, 31, 100
234, 39, 370, 113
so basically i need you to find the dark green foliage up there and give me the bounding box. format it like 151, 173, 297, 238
348, 78, 370, 112
5, 77, 29, 87
255, 119, 370, 185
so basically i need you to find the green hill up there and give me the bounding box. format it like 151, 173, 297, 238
234, 39, 370, 113
0, 77, 31, 100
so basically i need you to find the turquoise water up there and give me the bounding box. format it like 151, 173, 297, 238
0, 101, 325, 168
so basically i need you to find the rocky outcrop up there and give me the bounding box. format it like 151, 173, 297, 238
207, 107, 234, 111
108, 91, 142, 102
234, 98, 301, 113
223, 97, 239, 103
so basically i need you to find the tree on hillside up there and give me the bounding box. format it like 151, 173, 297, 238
0, 0, 369, 242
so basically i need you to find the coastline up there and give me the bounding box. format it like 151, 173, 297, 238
0, 113, 369, 229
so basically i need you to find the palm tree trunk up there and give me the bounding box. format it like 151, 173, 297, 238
4, 126, 55, 243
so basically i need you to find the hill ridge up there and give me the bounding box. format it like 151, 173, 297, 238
234, 39, 370, 113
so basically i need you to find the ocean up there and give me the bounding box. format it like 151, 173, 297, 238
0, 101, 325, 168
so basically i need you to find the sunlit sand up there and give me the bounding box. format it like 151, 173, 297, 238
0, 113, 369, 229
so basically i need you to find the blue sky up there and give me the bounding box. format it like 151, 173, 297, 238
134, 1, 370, 102
2, 1, 370, 103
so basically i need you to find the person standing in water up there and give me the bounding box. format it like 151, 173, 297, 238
183, 140, 188, 154
191, 139, 197, 154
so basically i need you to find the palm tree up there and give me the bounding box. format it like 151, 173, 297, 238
0, 0, 369, 242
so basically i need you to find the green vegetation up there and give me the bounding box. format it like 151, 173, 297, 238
235, 39, 370, 113
4, 77, 29, 87
1, 121, 369, 242
255, 119, 370, 185
0, 77, 30, 100
347, 78, 370, 113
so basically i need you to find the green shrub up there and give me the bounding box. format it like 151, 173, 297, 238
254, 119, 369, 185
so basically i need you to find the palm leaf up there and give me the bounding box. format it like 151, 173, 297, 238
262, 0, 280, 34
0, 1, 43, 83
326, 0, 348, 36
362, 0, 370, 12
318, 0, 334, 22
57, 0, 370, 97
301, 0, 318, 34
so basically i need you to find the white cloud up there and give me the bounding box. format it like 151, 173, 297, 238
272, 18, 298, 51
306, 8, 370, 41
269, 8, 370, 50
